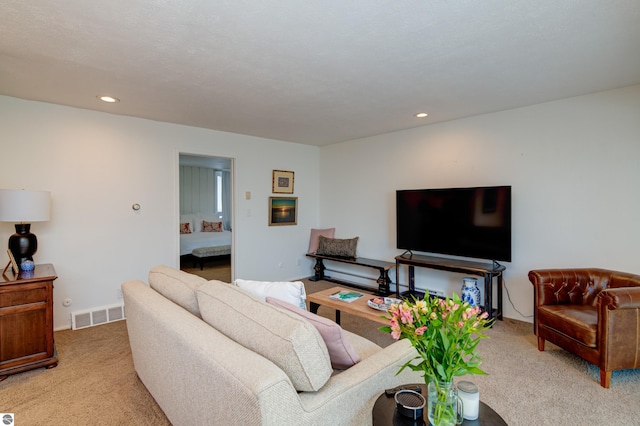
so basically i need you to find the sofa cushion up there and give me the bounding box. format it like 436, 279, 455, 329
234, 279, 307, 310
148, 265, 210, 317
537, 304, 597, 347
266, 297, 361, 369
197, 281, 332, 391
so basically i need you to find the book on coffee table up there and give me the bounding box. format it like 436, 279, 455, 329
328, 290, 364, 303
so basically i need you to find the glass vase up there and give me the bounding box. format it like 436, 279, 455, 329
427, 380, 464, 426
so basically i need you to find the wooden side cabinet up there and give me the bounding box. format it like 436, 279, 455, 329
0, 264, 58, 379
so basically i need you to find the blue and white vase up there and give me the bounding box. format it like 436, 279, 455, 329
461, 278, 481, 306
20, 260, 35, 271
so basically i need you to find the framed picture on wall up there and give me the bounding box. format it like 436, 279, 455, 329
272, 170, 295, 194
268, 197, 298, 226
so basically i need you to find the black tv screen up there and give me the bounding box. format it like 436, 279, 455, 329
396, 186, 512, 262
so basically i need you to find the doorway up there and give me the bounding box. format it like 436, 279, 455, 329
178, 153, 233, 282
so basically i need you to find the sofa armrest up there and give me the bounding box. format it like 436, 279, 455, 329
298, 339, 422, 411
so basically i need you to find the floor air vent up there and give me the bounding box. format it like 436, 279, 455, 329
72, 304, 125, 330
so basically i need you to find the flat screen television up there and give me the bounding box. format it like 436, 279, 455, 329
396, 186, 512, 262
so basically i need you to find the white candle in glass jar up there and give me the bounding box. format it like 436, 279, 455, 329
457, 381, 479, 420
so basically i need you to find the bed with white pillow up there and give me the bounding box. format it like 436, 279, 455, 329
180, 213, 232, 257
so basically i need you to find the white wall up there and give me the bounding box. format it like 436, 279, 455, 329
319, 85, 640, 322
0, 96, 319, 330
3, 85, 638, 328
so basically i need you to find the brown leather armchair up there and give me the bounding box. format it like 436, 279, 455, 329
529, 268, 640, 388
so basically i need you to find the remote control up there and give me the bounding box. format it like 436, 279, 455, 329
385, 385, 422, 397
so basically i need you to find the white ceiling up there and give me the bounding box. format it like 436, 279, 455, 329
2, 1, 639, 146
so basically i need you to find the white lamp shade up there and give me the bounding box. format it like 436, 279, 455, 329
0, 189, 51, 222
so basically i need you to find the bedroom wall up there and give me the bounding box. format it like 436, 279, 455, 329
179, 165, 221, 216
0, 95, 320, 330
318, 85, 640, 322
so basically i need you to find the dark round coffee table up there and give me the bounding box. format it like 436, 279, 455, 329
373, 383, 507, 426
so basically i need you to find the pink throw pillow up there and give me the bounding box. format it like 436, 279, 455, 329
202, 220, 223, 232
266, 297, 360, 369
308, 228, 335, 254
180, 222, 192, 234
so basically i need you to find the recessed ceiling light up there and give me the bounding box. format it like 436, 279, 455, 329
415, 112, 428, 118
97, 95, 120, 103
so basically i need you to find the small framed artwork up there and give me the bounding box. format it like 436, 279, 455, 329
269, 197, 298, 226
3, 249, 19, 276
272, 170, 295, 194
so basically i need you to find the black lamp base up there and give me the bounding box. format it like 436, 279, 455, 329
8, 223, 38, 268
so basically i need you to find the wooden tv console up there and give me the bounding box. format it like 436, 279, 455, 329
395, 253, 505, 320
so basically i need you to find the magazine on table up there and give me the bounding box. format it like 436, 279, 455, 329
328, 289, 364, 303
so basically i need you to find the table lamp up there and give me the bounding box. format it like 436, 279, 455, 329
0, 189, 51, 269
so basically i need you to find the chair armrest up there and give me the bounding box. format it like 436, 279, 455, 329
597, 286, 640, 373
598, 287, 640, 310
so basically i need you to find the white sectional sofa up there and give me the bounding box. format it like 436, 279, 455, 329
121, 265, 422, 425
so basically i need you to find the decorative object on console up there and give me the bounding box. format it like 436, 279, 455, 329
380, 293, 493, 426
268, 197, 297, 226
272, 169, 295, 194
3, 249, 19, 276
461, 277, 481, 306
316, 235, 359, 258
20, 259, 35, 271
0, 189, 51, 269
307, 227, 335, 254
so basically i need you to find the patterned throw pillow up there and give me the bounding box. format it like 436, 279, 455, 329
179, 222, 192, 234
202, 220, 223, 232
316, 235, 359, 258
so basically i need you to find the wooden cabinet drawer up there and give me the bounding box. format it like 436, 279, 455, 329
0, 284, 48, 308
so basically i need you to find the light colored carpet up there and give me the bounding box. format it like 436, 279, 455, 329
0, 319, 169, 426
180, 255, 231, 282
1, 278, 638, 425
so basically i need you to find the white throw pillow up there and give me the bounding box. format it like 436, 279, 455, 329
234, 279, 307, 310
